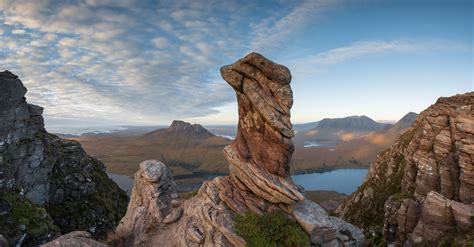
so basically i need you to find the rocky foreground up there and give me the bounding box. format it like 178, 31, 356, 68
109, 53, 365, 246
0, 71, 128, 246
338, 92, 474, 245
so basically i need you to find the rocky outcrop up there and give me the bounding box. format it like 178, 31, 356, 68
0, 71, 128, 245
115, 53, 364, 246
41, 231, 106, 247
115, 160, 181, 238
221, 52, 295, 178
337, 92, 474, 245
114, 160, 244, 246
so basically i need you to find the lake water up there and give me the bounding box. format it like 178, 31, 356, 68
108, 168, 368, 196
107, 173, 134, 195
292, 169, 368, 194
303, 141, 340, 148
303, 142, 323, 148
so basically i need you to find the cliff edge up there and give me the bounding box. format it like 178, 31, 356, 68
337, 92, 474, 245
0, 71, 128, 245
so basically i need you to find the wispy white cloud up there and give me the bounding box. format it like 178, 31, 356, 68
291, 39, 470, 74
11, 29, 25, 34
250, 0, 339, 53
0, 0, 247, 125
152, 37, 169, 49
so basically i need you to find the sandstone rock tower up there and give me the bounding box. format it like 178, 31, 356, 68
218, 52, 305, 213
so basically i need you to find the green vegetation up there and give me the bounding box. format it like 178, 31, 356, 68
47, 156, 128, 238
391, 191, 413, 203
340, 124, 423, 245
179, 189, 199, 199
344, 151, 406, 229
234, 210, 309, 247
0, 191, 60, 242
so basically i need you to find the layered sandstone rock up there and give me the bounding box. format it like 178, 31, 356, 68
115, 160, 244, 246
115, 53, 364, 246
219, 52, 304, 213
116, 160, 181, 239
338, 92, 474, 245
0, 71, 128, 245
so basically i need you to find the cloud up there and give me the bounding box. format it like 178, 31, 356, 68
0, 0, 248, 126
290, 39, 470, 73
12, 29, 25, 34
152, 37, 169, 49
250, 0, 339, 53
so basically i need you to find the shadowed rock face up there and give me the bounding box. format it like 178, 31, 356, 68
0, 71, 128, 245
338, 92, 474, 245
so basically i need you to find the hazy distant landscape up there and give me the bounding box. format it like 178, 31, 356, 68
63, 113, 417, 188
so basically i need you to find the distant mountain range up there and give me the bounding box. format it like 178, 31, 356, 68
291, 112, 418, 173
69, 113, 417, 184
294, 115, 390, 146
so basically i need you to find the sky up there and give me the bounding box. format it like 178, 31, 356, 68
0, 0, 472, 131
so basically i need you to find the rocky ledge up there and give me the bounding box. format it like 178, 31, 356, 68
0, 71, 128, 245
100, 53, 365, 246
337, 92, 474, 245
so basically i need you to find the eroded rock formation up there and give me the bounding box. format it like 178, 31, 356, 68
113, 53, 364, 246
338, 92, 474, 245
0, 71, 128, 245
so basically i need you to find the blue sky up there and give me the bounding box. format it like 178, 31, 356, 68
0, 0, 472, 129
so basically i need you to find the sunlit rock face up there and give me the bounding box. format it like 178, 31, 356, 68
338, 92, 474, 245
0, 71, 128, 245
219, 53, 304, 213
112, 54, 364, 247
221, 52, 294, 177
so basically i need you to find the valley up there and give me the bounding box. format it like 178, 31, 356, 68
66, 113, 416, 187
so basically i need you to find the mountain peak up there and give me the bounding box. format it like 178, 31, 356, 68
317, 115, 385, 132
167, 120, 213, 137
398, 112, 418, 124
